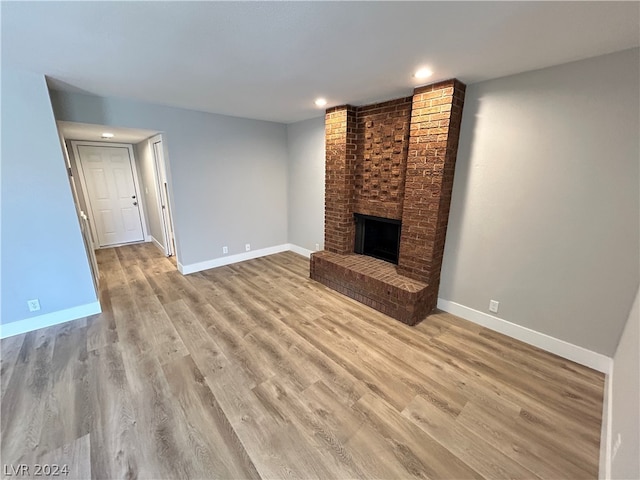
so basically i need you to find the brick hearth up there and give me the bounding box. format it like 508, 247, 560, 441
311, 251, 432, 326
311, 79, 466, 325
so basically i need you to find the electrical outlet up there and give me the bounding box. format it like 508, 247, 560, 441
222, 246, 228, 254
27, 299, 41, 312
612, 433, 622, 460
489, 300, 499, 313
315, 243, 320, 251
245, 244, 251, 252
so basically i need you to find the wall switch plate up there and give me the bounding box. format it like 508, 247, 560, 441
222, 246, 228, 254
245, 244, 251, 252
315, 243, 320, 251
489, 300, 499, 313
27, 299, 41, 312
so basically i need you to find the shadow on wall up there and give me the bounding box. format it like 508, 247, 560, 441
438, 91, 478, 283
49, 84, 115, 127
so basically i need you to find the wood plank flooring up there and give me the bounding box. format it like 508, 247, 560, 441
1, 242, 605, 479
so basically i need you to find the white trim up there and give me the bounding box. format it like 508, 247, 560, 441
0, 302, 102, 339
57, 130, 100, 296
177, 243, 314, 274
149, 235, 165, 253
149, 136, 169, 255
149, 134, 176, 258
599, 373, 613, 479
178, 244, 291, 275
436, 298, 613, 374
79, 210, 99, 292
96, 240, 146, 249
287, 243, 314, 258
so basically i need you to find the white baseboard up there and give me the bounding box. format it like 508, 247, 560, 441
436, 298, 613, 374
178, 244, 292, 275
286, 243, 314, 258
600, 373, 613, 479
0, 301, 102, 339
149, 235, 165, 253
177, 243, 316, 274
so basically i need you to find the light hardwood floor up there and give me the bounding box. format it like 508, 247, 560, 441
1, 243, 604, 479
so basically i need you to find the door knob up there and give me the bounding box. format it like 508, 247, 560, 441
133, 201, 138, 206
131, 195, 136, 199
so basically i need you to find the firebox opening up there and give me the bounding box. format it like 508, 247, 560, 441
354, 214, 401, 264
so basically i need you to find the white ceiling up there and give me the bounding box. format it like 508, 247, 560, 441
58, 121, 159, 144
4, 2, 639, 124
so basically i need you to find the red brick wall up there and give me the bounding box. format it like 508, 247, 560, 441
354, 97, 412, 220
397, 79, 466, 288
317, 79, 466, 323
324, 106, 357, 254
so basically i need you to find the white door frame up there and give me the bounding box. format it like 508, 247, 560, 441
57, 128, 100, 293
70, 140, 149, 248
149, 134, 176, 257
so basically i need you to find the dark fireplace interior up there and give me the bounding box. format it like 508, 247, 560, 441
354, 214, 401, 264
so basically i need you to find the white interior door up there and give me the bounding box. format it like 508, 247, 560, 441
76, 144, 145, 247
151, 135, 176, 257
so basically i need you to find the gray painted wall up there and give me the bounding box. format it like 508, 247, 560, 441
50, 91, 289, 268
286, 116, 325, 251
134, 139, 164, 248
439, 48, 639, 356
5, 50, 637, 359
610, 287, 640, 479
1, 68, 98, 325
281, 49, 639, 357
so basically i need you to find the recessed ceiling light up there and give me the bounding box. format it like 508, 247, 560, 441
314, 98, 327, 107
414, 68, 433, 79
101, 132, 114, 138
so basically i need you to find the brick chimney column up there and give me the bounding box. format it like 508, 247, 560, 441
324, 105, 357, 254
397, 80, 466, 295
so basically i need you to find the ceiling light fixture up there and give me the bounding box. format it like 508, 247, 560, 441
101, 132, 114, 138
414, 68, 433, 79
314, 98, 327, 107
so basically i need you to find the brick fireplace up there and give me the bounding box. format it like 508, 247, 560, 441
310, 79, 466, 325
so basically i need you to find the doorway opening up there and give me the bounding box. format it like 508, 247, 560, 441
149, 134, 176, 257
57, 121, 179, 291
